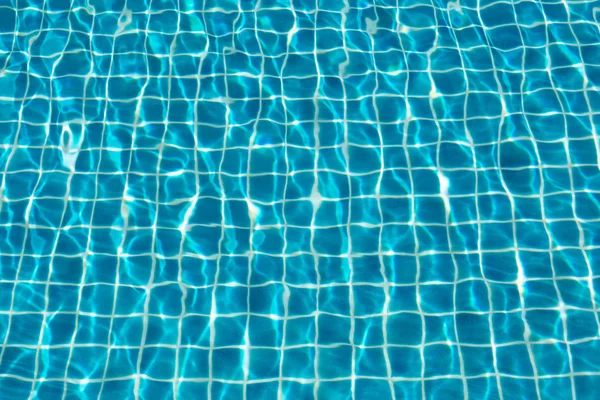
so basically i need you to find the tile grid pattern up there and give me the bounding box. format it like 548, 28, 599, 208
0, 0, 599, 399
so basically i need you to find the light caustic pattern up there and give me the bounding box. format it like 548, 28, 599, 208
0, 0, 599, 399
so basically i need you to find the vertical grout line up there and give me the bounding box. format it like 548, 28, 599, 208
133, 2, 179, 396
98, 2, 151, 398
311, 3, 323, 398
367, 5, 395, 396
393, 3, 427, 399
426, 5, 468, 397
276, 0, 297, 398
339, 2, 356, 398
445, 3, 504, 398
474, 1, 542, 398
243, 1, 261, 398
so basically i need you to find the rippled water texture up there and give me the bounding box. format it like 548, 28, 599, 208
0, 0, 599, 399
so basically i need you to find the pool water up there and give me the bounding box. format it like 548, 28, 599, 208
0, 0, 600, 398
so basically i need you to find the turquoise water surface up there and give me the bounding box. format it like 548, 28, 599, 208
0, 0, 600, 398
